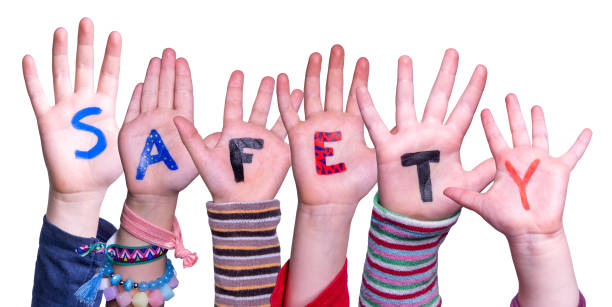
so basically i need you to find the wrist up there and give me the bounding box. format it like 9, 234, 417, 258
296, 201, 355, 232
507, 229, 568, 259
212, 191, 277, 203
125, 192, 178, 231
46, 188, 107, 237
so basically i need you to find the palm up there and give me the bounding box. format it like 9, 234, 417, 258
357, 50, 494, 220
119, 50, 197, 197
176, 72, 303, 203
444, 94, 592, 237
23, 19, 123, 194
277, 46, 376, 207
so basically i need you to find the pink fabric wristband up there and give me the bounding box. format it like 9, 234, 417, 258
120, 204, 198, 268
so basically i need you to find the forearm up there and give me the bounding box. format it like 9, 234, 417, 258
284, 202, 355, 307
359, 194, 459, 306
508, 229, 580, 307
46, 188, 107, 237
207, 199, 282, 306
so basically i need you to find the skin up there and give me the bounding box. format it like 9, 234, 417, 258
174, 71, 303, 203
355, 49, 496, 221
444, 94, 592, 307
22, 18, 123, 237
277, 45, 377, 306
111, 48, 198, 305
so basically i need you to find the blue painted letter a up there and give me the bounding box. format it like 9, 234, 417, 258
136, 129, 178, 180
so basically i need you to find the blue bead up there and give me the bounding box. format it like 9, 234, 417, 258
159, 284, 174, 300
162, 275, 170, 283
139, 282, 148, 291
110, 274, 121, 285
102, 267, 114, 276
124, 279, 133, 291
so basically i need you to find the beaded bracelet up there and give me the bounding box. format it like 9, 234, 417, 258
99, 258, 178, 307
76, 242, 168, 265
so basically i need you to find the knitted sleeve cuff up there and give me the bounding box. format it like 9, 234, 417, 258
206, 199, 282, 306
359, 193, 459, 307
510, 292, 586, 307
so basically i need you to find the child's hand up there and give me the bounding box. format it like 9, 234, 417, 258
444, 94, 592, 238
356, 49, 494, 220
174, 71, 303, 203
23, 18, 122, 236
118, 49, 197, 223
444, 94, 591, 307
277, 45, 377, 208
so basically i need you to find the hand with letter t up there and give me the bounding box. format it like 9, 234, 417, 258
275, 45, 377, 306
23, 18, 123, 237
174, 71, 303, 203
356, 49, 495, 221
443, 94, 591, 307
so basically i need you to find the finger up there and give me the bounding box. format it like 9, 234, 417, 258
157, 48, 176, 109
248, 76, 275, 127
140, 57, 161, 113
505, 94, 531, 147
560, 128, 592, 169
324, 44, 344, 112
356, 86, 389, 146
22, 55, 50, 118
395, 55, 417, 129
124, 83, 143, 123
443, 187, 486, 214
422, 49, 459, 123
304, 52, 323, 117
481, 109, 509, 157
531, 105, 549, 152
96, 31, 122, 100
174, 116, 211, 172
224, 70, 244, 127
346, 57, 370, 116
174, 57, 194, 117
52, 27, 71, 101
276, 74, 301, 131
446, 65, 487, 136
204, 132, 222, 149
75, 18, 95, 93
464, 158, 496, 191
272, 89, 303, 139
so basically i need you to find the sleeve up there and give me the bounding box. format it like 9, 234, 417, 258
359, 194, 459, 307
270, 259, 350, 307
510, 292, 586, 307
206, 199, 282, 306
32, 216, 116, 307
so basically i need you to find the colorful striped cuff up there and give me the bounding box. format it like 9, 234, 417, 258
359, 194, 460, 307
207, 199, 282, 307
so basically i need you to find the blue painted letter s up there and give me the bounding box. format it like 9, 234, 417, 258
71, 107, 107, 159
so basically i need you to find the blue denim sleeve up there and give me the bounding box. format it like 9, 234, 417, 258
32, 216, 116, 307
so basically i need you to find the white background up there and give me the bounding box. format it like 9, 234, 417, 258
1, 0, 610, 305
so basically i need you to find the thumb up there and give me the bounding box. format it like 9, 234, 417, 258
174, 116, 211, 171
444, 187, 486, 214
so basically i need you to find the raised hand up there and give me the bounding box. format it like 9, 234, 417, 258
444, 94, 591, 307
118, 48, 197, 224
23, 18, 122, 236
444, 94, 592, 238
174, 71, 303, 202
277, 45, 377, 207
356, 49, 494, 220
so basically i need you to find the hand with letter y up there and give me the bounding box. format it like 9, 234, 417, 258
354, 49, 494, 305
444, 94, 591, 307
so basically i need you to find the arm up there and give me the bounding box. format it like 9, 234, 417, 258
355, 49, 493, 305
109, 48, 199, 305
444, 94, 592, 306
175, 71, 303, 305
23, 18, 123, 306
274, 45, 377, 306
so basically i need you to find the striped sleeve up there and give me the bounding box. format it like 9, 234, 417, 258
359, 194, 460, 307
207, 200, 282, 307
